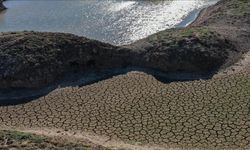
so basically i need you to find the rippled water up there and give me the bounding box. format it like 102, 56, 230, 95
0, 0, 218, 45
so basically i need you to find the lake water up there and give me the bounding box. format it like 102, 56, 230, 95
0, 0, 218, 45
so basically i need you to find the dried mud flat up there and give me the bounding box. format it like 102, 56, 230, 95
0, 68, 250, 149
0, 0, 250, 149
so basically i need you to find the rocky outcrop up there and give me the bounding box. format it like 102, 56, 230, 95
0, 0, 249, 89
0, 0, 6, 12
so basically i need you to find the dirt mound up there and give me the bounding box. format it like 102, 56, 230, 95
0, 30, 236, 89
0, 0, 249, 89
0, 32, 133, 89
127, 27, 237, 73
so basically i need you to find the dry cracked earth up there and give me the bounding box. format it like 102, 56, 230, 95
0, 68, 250, 149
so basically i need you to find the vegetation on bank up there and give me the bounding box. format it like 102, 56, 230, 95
223, 0, 250, 16
0, 130, 106, 150
132, 26, 236, 73
0, 32, 120, 89
0, 0, 249, 89
0, 0, 249, 149
138, 0, 250, 73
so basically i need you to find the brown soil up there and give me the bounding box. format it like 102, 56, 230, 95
0, 0, 250, 149
0, 69, 250, 149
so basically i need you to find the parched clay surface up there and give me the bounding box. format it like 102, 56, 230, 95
0, 70, 250, 149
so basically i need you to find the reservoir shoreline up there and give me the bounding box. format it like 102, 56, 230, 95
0, 0, 218, 45
0, 1, 250, 149
0, 2, 220, 103
0, 0, 249, 101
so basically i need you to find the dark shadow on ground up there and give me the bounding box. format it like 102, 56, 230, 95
0, 67, 217, 106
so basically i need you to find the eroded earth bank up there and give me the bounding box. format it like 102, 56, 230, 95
0, 0, 250, 149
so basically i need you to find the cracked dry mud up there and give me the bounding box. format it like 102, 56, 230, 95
0, 69, 250, 149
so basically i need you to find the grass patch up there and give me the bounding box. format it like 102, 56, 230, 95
147, 27, 217, 45
0, 130, 101, 150
224, 0, 250, 16
177, 27, 210, 37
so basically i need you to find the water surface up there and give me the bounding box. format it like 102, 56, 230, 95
0, 0, 218, 45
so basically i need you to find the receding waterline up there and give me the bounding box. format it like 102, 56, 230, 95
0, 0, 218, 45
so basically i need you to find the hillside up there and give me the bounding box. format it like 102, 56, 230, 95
0, 0, 250, 149
1, 0, 249, 89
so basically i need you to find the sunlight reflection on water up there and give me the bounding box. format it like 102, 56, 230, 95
0, 0, 218, 45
